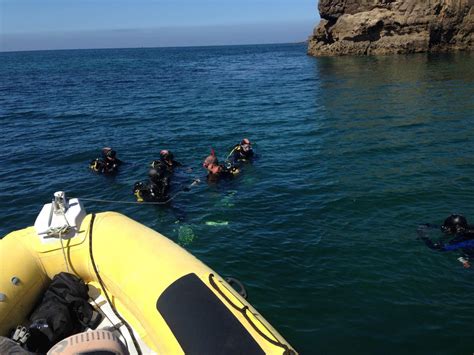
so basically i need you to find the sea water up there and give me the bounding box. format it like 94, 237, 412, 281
1, 44, 474, 354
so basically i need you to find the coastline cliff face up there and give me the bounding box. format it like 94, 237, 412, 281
308, 0, 474, 56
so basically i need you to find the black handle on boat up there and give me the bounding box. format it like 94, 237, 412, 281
225, 277, 248, 299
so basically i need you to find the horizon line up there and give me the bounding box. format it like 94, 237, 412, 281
0, 40, 308, 54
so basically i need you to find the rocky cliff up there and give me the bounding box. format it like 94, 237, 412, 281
308, 0, 474, 56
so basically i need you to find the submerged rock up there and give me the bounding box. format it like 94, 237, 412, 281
308, 0, 474, 56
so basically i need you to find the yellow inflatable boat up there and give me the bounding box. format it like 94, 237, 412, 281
0, 192, 296, 354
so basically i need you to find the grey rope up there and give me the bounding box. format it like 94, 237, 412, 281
45, 211, 73, 273
59, 231, 70, 273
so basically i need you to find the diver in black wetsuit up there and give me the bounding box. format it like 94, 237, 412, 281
227, 138, 254, 164
89, 148, 122, 174
133, 163, 171, 202
135, 150, 190, 202
418, 214, 474, 268
151, 150, 182, 174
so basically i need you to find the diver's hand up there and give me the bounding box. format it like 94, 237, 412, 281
458, 257, 471, 268
431, 241, 442, 250
421, 237, 442, 250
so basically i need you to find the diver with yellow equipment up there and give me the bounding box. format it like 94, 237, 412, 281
227, 138, 254, 164
134, 150, 191, 203
89, 147, 122, 175
133, 163, 171, 202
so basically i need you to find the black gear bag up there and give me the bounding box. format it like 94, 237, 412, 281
25, 272, 101, 353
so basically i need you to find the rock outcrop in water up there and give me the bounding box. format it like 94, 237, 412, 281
308, 0, 474, 56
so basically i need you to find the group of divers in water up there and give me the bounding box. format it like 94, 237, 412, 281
89, 138, 254, 203
89, 140, 474, 269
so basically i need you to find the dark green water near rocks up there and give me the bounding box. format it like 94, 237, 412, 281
1, 44, 474, 354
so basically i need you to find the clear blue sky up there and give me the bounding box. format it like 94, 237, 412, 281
0, 0, 320, 51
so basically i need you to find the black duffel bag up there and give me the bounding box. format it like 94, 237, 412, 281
25, 272, 101, 353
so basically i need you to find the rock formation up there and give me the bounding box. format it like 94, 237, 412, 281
308, 0, 474, 56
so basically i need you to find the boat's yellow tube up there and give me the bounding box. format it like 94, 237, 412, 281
0, 212, 296, 354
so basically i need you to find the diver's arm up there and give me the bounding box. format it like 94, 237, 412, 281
421, 237, 444, 251
417, 224, 443, 250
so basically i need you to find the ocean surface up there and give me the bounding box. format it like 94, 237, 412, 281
1, 44, 474, 354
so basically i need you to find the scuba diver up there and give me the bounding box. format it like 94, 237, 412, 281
137, 149, 196, 203
203, 149, 239, 182
133, 164, 171, 202
150, 150, 182, 174
227, 138, 254, 164
140, 150, 180, 200
89, 147, 122, 174
418, 214, 474, 268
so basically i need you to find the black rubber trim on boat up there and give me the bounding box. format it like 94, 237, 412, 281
208, 273, 296, 355
156, 273, 264, 355
88, 214, 142, 355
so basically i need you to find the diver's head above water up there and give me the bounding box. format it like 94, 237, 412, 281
149, 168, 159, 178
442, 214, 469, 234
102, 147, 117, 161
240, 138, 252, 153
203, 149, 222, 175
107, 150, 116, 160
160, 150, 174, 165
